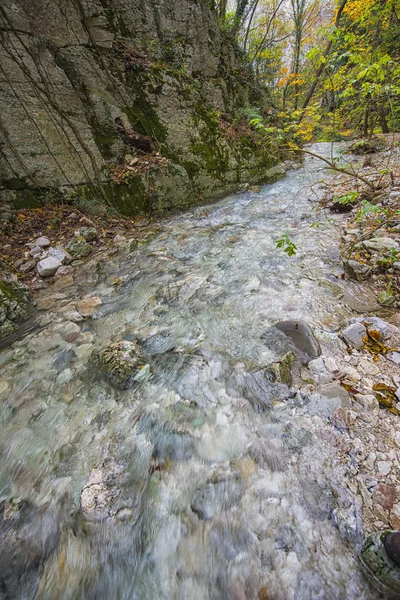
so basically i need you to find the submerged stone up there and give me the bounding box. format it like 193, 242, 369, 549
97, 340, 147, 389
275, 320, 321, 364
360, 531, 400, 599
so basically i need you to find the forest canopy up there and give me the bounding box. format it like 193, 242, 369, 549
213, 0, 400, 141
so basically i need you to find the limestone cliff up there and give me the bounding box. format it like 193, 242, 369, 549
0, 0, 284, 215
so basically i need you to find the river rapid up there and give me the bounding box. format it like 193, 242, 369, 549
0, 144, 380, 599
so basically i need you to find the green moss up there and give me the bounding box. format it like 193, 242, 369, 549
190, 104, 230, 180
12, 190, 43, 209
124, 96, 167, 142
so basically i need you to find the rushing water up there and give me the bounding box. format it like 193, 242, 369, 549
0, 144, 379, 599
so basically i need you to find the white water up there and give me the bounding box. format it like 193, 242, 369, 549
0, 144, 378, 599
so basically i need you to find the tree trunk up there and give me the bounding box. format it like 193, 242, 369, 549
301, 0, 349, 112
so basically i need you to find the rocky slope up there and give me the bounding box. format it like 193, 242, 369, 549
0, 0, 284, 216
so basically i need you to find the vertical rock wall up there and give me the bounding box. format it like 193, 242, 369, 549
0, 0, 283, 215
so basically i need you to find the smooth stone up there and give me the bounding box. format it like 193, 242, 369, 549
320, 383, 350, 406
275, 320, 321, 364
48, 246, 72, 265
29, 246, 42, 257
36, 257, 62, 277
308, 357, 326, 377
363, 237, 399, 252
357, 316, 390, 339
306, 393, 342, 418
76, 296, 102, 317
35, 236, 51, 248
342, 322, 366, 349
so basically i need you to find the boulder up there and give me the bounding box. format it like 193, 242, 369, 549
342, 322, 366, 349
96, 340, 146, 389
47, 246, 72, 265
66, 236, 93, 259
37, 257, 62, 277
360, 531, 400, 599
363, 238, 399, 252
79, 226, 98, 242
344, 259, 371, 282
275, 320, 321, 364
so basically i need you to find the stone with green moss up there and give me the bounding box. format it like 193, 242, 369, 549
0, 276, 31, 340
360, 531, 400, 599
96, 340, 147, 389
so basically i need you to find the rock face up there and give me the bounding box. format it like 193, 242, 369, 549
0, 275, 32, 339
96, 340, 146, 389
0, 0, 285, 216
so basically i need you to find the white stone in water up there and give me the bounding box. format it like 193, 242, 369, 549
37, 256, 62, 277
196, 423, 246, 462
56, 368, 74, 385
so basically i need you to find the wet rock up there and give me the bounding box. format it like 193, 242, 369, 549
360, 531, 400, 599
37, 256, 62, 277
80, 461, 124, 520
142, 332, 176, 355
35, 236, 51, 248
64, 310, 83, 323
96, 340, 146, 389
79, 226, 98, 242
190, 479, 242, 520
66, 236, 93, 259
76, 296, 102, 317
342, 322, 366, 349
275, 320, 321, 364
344, 259, 372, 282
363, 238, 399, 252
0, 497, 60, 599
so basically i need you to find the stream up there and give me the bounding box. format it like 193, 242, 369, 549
0, 144, 380, 599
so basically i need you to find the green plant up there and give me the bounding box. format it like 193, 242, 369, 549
333, 191, 360, 206
377, 249, 399, 268
276, 233, 297, 256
